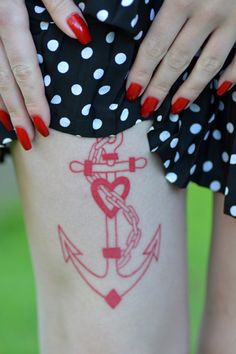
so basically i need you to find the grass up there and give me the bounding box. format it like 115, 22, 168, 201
0, 182, 212, 354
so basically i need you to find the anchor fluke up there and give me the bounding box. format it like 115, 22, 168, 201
143, 224, 161, 262
58, 225, 83, 263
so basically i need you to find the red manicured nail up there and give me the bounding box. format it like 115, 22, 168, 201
140, 96, 159, 118
66, 12, 92, 45
15, 126, 32, 151
32, 115, 49, 137
171, 97, 190, 114
217, 81, 233, 96
0, 109, 13, 132
125, 82, 143, 101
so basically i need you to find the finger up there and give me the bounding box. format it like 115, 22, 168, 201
0, 95, 13, 132
217, 53, 236, 96
0, 38, 34, 150
42, 0, 92, 45
125, 0, 188, 100
139, 15, 215, 117
0, 6, 51, 141
170, 24, 236, 113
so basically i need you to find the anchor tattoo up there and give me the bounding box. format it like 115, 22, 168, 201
57, 132, 161, 309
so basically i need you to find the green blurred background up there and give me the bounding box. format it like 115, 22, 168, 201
0, 156, 212, 354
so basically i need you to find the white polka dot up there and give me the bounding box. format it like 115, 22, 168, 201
93, 118, 103, 130
189, 103, 200, 112
2, 138, 12, 144
93, 68, 104, 80
210, 180, 221, 192
188, 143, 196, 155
71, 84, 82, 95
51, 95, 61, 104
78, 2, 85, 11
218, 101, 224, 111
226, 122, 234, 134
34, 5, 45, 13
131, 14, 139, 27
210, 94, 215, 104
151, 146, 159, 152
182, 72, 188, 80
208, 114, 215, 123
59, 117, 71, 127
150, 8, 155, 21
230, 205, 236, 216
121, 0, 134, 6
166, 172, 178, 183
44, 75, 51, 86
81, 47, 93, 59
164, 160, 170, 168
190, 123, 202, 134
98, 85, 111, 95
156, 115, 163, 122
204, 130, 210, 140
81, 104, 91, 116
169, 113, 179, 122
212, 129, 222, 140
57, 61, 69, 73
225, 186, 229, 196
203, 161, 213, 172
170, 138, 179, 149
47, 39, 59, 51
190, 164, 196, 175
232, 91, 236, 102
133, 31, 143, 40
120, 108, 129, 121
230, 154, 236, 165
159, 130, 170, 142
222, 151, 229, 163
135, 119, 142, 124
37, 54, 43, 64
105, 31, 115, 43
109, 103, 118, 110
96, 9, 109, 21
40, 21, 49, 30
174, 151, 180, 162
115, 53, 127, 65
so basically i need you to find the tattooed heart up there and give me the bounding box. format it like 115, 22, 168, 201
91, 177, 130, 218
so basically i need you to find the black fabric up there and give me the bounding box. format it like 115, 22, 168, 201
1, 0, 236, 218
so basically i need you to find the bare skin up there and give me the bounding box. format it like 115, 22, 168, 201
10, 120, 189, 354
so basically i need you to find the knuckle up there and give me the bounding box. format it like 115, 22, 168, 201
48, 0, 68, 13
165, 48, 191, 71
142, 36, 167, 61
149, 82, 170, 96
12, 64, 33, 83
197, 56, 222, 74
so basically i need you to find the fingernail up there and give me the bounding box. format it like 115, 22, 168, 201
171, 97, 190, 114
140, 96, 159, 118
217, 81, 233, 96
15, 126, 32, 151
66, 12, 92, 45
125, 83, 143, 101
32, 115, 50, 137
0, 109, 13, 132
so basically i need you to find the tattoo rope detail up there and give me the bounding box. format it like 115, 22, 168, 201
57, 132, 161, 309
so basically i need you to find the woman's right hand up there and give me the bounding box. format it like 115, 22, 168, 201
0, 0, 92, 150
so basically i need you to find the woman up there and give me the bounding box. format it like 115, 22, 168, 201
0, 0, 235, 353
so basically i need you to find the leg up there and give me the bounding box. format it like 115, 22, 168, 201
197, 192, 236, 354
10, 119, 189, 354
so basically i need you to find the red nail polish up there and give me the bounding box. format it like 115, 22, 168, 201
125, 83, 143, 101
0, 109, 13, 132
32, 115, 49, 137
15, 126, 32, 151
171, 97, 190, 114
66, 12, 92, 45
140, 96, 159, 118
217, 81, 233, 96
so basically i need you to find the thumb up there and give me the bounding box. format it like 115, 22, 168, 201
42, 0, 92, 45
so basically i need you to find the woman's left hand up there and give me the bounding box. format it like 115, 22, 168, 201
125, 0, 236, 117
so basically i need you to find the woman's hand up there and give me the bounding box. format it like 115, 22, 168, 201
125, 0, 236, 118
0, 0, 92, 150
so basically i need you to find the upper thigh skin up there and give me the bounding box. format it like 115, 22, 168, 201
198, 192, 236, 354
10, 120, 188, 354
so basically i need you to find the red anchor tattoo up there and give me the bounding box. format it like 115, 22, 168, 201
58, 132, 162, 309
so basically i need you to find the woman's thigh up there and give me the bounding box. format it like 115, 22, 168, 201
10, 119, 188, 354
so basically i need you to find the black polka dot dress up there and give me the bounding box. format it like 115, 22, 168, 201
1, 0, 236, 219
